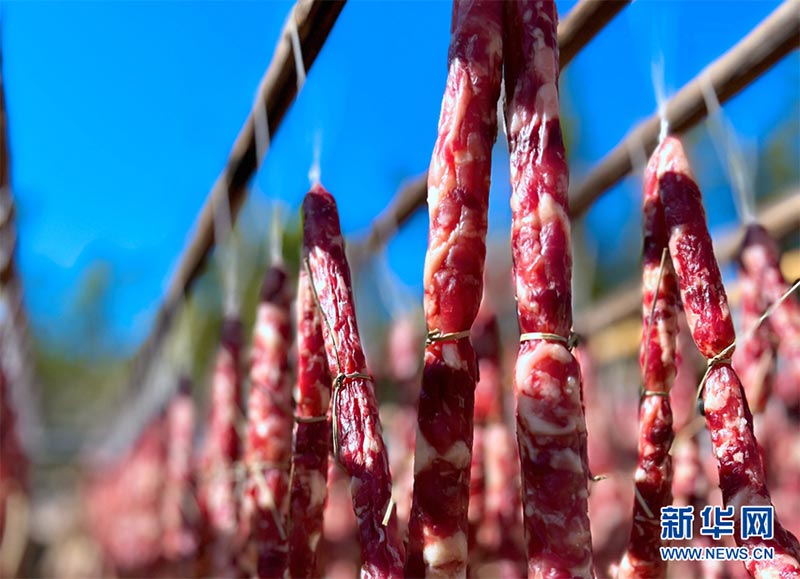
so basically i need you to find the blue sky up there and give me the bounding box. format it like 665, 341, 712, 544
3, 0, 798, 354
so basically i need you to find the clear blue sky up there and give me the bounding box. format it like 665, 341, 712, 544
3, 0, 798, 353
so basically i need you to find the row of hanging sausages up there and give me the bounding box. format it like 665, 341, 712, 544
76, 1, 799, 578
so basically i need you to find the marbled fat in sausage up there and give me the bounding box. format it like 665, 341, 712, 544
504, 1, 593, 576
303, 185, 404, 578
406, 1, 503, 576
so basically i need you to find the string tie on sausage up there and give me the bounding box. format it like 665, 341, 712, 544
425, 328, 471, 346
695, 351, 734, 406
693, 279, 799, 410
303, 258, 374, 464
519, 331, 578, 350
294, 414, 327, 424
641, 389, 670, 400
303, 254, 400, 534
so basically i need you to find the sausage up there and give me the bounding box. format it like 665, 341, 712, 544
241, 265, 294, 578
162, 376, 198, 564
287, 266, 332, 578
199, 317, 244, 578
303, 184, 404, 578
505, 1, 593, 576
618, 138, 681, 579
737, 224, 800, 412
405, 1, 504, 575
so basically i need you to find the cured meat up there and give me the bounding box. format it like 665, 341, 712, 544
241, 264, 294, 578
670, 435, 712, 579
405, 1, 503, 575
574, 341, 617, 477
505, 1, 593, 576
732, 263, 776, 415
162, 376, 198, 565
703, 367, 800, 577
322, 461, 360, 578
762, 404, 800, 540
387, 313, 424, 398
468, 301, 525, 577
468, 303, 502, 555
472, 303, 504, 428
618, 139, 680, 579
381, 403, 416, 545
737, 224, 800, 412
302, 185, 404, 578
656, 136, 800, 577
86, 416, 167, 576
287, 266, 332, 579
198, 317, 244, 578
383, 315, 423, 542
468, 422, 486, 557
671, 316, 703, 433
477, 423, 526, 579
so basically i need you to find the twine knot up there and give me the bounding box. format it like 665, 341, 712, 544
425, 328, 471, 346
519, 331, 578, 350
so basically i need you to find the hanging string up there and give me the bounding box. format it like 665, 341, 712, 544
212, 181, 239, 316
308, 131, 322, 187
699, 74, 756, 225
253, 88, 271, 168
381, 495, 396, 526
288, 5, 307, 92
651, 54, 669, 144
287, 3, 321, 190
375, 250, 417, 322
269, 202, 285, 266
640, 248, 673, 399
